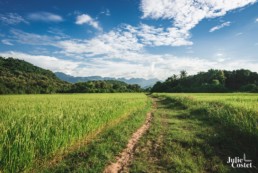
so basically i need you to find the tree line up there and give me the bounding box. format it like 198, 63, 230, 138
1, 57, 257, 94
151, 69, 258, 93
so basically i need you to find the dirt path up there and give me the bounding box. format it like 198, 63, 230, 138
103, 109, 154, 173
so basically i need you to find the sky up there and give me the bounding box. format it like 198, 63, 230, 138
0, 0, 258, 80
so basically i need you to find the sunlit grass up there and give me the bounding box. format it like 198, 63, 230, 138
153, 93, 258, 137
130, 94, 258, 173
156, 93, 258, 111
0, 93, 149, 173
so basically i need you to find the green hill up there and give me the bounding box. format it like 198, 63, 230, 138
0, 57, 71, 94
0, 57, 142, 94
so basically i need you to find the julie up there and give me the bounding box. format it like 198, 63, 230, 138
227, 157, 243, 164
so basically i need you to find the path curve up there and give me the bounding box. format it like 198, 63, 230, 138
103, 111, 153, 173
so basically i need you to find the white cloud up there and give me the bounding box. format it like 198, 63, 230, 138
8, 25, 257, 78
0, 13, 28, 25
28, 12, 63, 22
141, 0, 256, 29
75, 14, 102, 30
10, 29, 58, 45
140, 0, 257, 46
209, 21, 231, 32
8, 27, 143, 59
137, 24, 192, 46
6, 21, 258, 79
9, 27, 143, 58
1, 39, 13, 45
0, 51, 79, 74
256, 18, 258, 22
1, 51, 257, 80
47, 27, 70, 39
56, 26, 143, 57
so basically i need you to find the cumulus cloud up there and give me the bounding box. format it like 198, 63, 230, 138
140, 0, 257, 46
28, 12, 63, 22
56, 26, 143, 57
0, 13, 28, 25
137, 24, 192, 46
75, 14, 102, 30
209, 21, 231, 32
141, 0, 256, 29
8, 27, 142, 58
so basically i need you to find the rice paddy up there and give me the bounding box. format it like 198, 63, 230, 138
0, 93, 150, 173
1, 93, 257, 172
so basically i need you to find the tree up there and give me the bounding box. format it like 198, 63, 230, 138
180, 70, 187, 79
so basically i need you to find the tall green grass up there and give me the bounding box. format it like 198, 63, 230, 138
42, 99, 151, 173
153, 93, 258, 138
0, 93, 148, 173
156, 93, 258, 111
131, 94, 257, 173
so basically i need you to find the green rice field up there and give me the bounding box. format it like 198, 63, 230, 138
0, 93, 257, 172
129, 93, 258, 173
157, 93, 258, 110
0, 93, 150, 172
153, 93, 258, 137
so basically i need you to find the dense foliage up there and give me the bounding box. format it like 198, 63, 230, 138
151, 69, 258, 93
68, 80, 142, 93
0, 56, 71, 94
0, 57, 142, 94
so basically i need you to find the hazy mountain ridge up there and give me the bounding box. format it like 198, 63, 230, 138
55, 72, 159, 88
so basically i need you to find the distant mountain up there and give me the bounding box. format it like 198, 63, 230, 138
55, 72, 159, 88
0, 57, 70, 94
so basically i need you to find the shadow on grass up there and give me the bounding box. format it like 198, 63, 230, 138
156, 97, 188, 110
128, 96, 257, 173
162, 98, 258, 173
192, 109, 257, 169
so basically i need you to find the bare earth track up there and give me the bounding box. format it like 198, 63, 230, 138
103, 111, 153, 173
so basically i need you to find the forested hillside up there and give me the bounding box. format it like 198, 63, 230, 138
0, 57, 142, 94
151, 69, 258, 93
0, 57, 71, 94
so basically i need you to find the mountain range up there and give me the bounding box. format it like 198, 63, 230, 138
55, 72, 159, 88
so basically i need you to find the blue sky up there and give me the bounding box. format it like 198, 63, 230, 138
0, 0, 258, 79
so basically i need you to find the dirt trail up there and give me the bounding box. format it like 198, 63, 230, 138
103, 110, 153, 173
